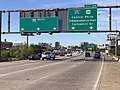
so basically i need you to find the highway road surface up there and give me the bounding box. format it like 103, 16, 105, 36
0, 53, 119, 90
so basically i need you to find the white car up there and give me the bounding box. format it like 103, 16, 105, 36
67, 53, 72, 56
41, 51, 55, 60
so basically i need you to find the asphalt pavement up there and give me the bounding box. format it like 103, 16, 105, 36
0, 53, 119, 90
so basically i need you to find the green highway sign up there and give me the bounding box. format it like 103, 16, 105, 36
85, 4, 97, 8
68, 7, 97, 31
87, 44, 95, 49
20, 17, 58, 32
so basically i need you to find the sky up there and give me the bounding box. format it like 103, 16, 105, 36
0, 0, 120, 47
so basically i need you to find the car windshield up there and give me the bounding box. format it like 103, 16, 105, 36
51, 52, 55, 54
95, 52, 100, 54
44, 52, 51, 54
30, 54, 36, 56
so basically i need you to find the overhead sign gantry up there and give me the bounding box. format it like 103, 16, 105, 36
1, 5, 120, 57
1, 5, 120, 35
19, 4, 97, 33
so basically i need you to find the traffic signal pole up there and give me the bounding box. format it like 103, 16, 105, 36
109, 8, 112, 31
0, 12, 2, 57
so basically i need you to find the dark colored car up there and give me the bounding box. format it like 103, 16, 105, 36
0, 57, 9, 62
85, 52, 90, 57
28, 54, 41, 60
94, 51, 101, 59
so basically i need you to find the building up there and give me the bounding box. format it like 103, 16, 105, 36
67, 45, 80, 52
98, 44, 109, 50
80, 42, 89, 51
55, 42, 60, 49
38, 42, 52, 50
1, 41, 13, 49
13, 43, 23, 47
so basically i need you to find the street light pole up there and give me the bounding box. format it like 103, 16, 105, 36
98, 13, 118, 56
115, 38, 118, 56
115, 20, 117, 30
27, 34, 28, 48
112, 19, 117, 30
114, 20, 118, 56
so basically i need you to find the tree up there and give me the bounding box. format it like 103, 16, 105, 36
1, 44, 49, 60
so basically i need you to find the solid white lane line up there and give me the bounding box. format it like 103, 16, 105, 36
0, 61, 64, 77
92, 59, 104, 90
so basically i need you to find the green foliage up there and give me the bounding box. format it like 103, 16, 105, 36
109, 49, 115, 55
1, 44, 47, 60
117, 45, 120, 56
1, 50, 9, 58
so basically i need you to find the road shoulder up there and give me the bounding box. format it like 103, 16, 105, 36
96, 61, 120, 90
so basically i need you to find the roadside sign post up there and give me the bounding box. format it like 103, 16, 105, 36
87, 44, 95, 49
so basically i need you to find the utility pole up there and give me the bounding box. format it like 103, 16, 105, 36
27, 34, 28, 48
115, 39, 118, 56
115, 20, 118, 56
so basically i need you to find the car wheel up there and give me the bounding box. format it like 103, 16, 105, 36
53, 57, 55, 60
29, 58, 31, 60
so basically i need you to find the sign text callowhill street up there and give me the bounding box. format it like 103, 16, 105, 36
20, 17, 58, 32
68, 6, 97, 31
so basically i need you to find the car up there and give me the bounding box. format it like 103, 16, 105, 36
41, 51, 55, 60
59, 53, 65, 56
80, 50, 83, 53
94, 51, 101, 59
85, 52, 90, 57
0, 57, 9, 62
67, 53, 72, 56
28, 53, 41, 60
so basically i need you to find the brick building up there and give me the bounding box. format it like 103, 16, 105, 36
1, 41, 13, 49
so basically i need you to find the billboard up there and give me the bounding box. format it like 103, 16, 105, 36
107, 34, 118, 40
